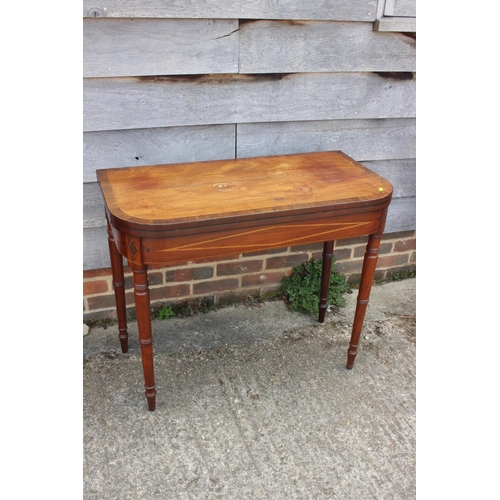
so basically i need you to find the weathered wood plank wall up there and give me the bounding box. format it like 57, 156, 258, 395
83, 1, 378, 21
83, 1, 416, 271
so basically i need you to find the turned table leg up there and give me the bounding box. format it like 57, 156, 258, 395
319, 240, 335, 323
346, 231, 383, 369
107, 221, 128, 353
131, 264, 156, 411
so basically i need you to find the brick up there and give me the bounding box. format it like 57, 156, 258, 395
193, 278, 239, 295
335, 236, 366, 248
147, 271, 164, 286
83, 268, 111, 279
383, 230, 415, 241
353, 245, 366, 258
217, 260, 263, 276
165, 266, 214, 283
378, 242, 393, 255
394, 238, 416, 252
124, 271, 163, 289
83, 279, 109, 295
125, 275, 134, 289
335, 259, 364, 275
377, 253, 409, 269
353, 242, 392, 258
311, 250, 323, 261
333, 247, 353, 261
87, 291, 134, 311
149, 284, 190, 301
242, 271, 285, 287
266, 253, 309, 270
308, 247, 352, 262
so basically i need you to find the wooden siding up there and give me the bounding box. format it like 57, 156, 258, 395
239, 21, 415, 73
384, 0, 416, 18
237, 118, 415, 160
82, 1, 378, 21
374, 17, 416, 33
83, 124, 236, 182
84, 73, 415, 132
375, 0, 416, 32
83, 19, 239, 77
83, 2, 416, 271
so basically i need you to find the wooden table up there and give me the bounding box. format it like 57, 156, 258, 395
97, 151, 393, 411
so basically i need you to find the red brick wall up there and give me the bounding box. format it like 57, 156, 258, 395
83, 230, 416, 321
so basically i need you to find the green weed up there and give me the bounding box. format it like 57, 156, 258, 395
280, 258, 350, 316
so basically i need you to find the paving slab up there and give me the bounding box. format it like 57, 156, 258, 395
84, 278, 416, 499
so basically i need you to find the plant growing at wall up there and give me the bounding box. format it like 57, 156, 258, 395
156, 304, 175, 320
280, 258, 350, 316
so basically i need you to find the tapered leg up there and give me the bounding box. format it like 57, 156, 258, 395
346, 232, 383, 369
107, 221, 128, 353
131, 264, 156, 411
319, 241, 335, 323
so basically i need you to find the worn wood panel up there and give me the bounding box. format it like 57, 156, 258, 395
385, 195, 415, 234
374, 17, 416, 32
83, 195, 415, 270
84, 182, 106, 229
84, 158, 415, 230
83, 0, 377, 21
84, 226, 111, 270
83, 73, 416, 132
385, 0, 416, 17
237, 118, 415, 161
239, 21, 415, 73
361, 159, 415, 198
83, 18, 238, 78
83, 124, 235, 182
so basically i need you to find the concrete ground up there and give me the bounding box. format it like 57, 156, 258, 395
83, 278, 416, 499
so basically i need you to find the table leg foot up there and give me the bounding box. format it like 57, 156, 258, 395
131, 264, 157, 411
346, 347, 357, 369
145, 386, 156, 411
346, 230, 383, 369
107, 221, 128, 353
319, 241, 335, 323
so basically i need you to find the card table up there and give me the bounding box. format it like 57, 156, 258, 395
97, 151, 393, 410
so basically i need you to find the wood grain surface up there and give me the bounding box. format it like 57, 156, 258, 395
83, 0, 377, 21
237, 118, 416, 161
84, 18, 238, 77
84, 124, 235, 182
84, 73, 416, 132
239, 21, 415, 73
97, 151, 392, 230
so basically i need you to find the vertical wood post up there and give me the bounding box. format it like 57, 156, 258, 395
107, 220, 128, 353
131, 263, 156, 411
319, 240, 335, 323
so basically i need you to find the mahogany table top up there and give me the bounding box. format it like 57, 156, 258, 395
97, 151, 393, 233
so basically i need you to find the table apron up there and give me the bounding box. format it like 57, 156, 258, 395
110, 210, 386, 267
